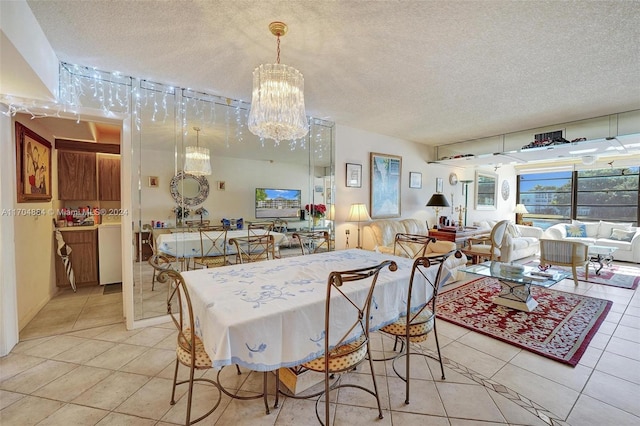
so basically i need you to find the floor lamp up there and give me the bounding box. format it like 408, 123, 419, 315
426, 193, 450, 229
347, 203, 371, 249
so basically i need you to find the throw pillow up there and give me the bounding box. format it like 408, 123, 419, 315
507, 223, 522, 238
609, 228, 635, 242
571, 220, 599, 237
598, 221, 631, 239
565, 224, 587, 238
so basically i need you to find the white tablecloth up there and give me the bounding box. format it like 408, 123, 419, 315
182, 249, 438, 371
156, 229, 288, 258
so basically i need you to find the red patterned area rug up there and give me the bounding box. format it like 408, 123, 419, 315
436, 277, 612, 366
525, 260, 640, 290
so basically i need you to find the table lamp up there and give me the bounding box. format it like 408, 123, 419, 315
426, 193, 450, 229
514, 204, 529, 225
347, 203, 371, 249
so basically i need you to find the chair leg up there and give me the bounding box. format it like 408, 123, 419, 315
366, 345, 384, 418
170, 358, 179, 404
185, 365, 196, 425
433, 321, 446, 380
404, 332, 411, 404
262, 371, 270, 414
572, 265, 579, 285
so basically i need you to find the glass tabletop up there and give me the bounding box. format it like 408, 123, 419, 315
588, 245, 618, 255
461, 261, 570, 287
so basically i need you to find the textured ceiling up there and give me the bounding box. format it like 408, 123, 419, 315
25, 0, 640, 147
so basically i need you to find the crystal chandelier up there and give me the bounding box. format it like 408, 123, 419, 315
248, 21, 309, 144
184, 127, 211, 176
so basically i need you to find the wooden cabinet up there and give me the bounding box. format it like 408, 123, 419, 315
135, 231, 153, 262
98, 154, 121, 201
57, 151, 97, 200
55, 229, 99, 287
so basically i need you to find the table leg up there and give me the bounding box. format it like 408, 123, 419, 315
493, 280, 538, 312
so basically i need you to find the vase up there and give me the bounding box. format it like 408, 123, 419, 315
313, 216, 319, 227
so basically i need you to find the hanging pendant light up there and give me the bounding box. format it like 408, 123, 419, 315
248, 21, 309, 144
184, 127, 211, 176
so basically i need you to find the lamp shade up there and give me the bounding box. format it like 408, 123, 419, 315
326, 204, 336, 221
347, 203, 371, 222
426, 193, 450, 208
514, 204, 529, 214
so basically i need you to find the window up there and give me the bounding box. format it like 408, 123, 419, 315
518, 172, 572, 229
517, 167, 639, 228
576, 167, 639, 223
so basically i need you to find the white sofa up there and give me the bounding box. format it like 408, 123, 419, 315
543, 220, 640, 263
362, 218, 467, 284
475, 220, 543, 262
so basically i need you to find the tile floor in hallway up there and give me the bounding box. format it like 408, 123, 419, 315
1, 262, 639, 425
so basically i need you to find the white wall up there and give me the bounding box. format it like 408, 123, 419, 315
139, 149, 314, 227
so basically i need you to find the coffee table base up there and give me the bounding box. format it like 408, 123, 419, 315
493, 279, 538, 312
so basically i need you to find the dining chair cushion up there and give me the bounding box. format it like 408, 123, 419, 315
380, 310, 434, 343
302, 335, 367, 372
177, 328, 212, 369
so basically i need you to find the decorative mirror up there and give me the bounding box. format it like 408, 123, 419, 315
475, 170, 498, 210
170, 171, 209, 206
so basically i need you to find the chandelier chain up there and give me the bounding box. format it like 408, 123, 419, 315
276, 35, 281, 64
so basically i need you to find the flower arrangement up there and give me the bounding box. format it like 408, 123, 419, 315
305, 203, 326, 218
173, 205, 191, 219
194, 207, 209, 217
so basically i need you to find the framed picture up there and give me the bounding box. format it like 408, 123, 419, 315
409, 172, 422, 189
346, 163, 362, 188
217, 181, 226, 191
15, 122, 52, 203
148, 176, 159, 187
370, 152, 402, 218
436, 177, 443, 193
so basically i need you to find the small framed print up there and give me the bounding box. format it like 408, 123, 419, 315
436, 177, 443, 193
217, 181, 226, 191
346, 163, 362, 188
148, 176, 159, 187
409, 172, 422, 189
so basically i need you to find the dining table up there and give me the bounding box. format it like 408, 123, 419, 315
155, 228, 289, 259
181, 249, 440, 372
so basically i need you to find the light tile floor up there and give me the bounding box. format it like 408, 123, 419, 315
1, 260, 639, 425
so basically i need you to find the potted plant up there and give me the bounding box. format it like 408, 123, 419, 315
173, 205, 191, 226
305, 203, 326, 227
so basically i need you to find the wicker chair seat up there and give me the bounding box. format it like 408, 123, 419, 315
194, 256, 228, 268
302, 335, 367, 372
380, 311, 434, 343
177, 328, 212, 369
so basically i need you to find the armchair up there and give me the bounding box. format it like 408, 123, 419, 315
539, 239, 589, 285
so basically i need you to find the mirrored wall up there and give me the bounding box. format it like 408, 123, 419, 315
60, 64, 335, 321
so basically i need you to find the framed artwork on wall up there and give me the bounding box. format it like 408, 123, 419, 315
436, 177, 443, 193
15, 122, 52, 203
409, 172, 422, 189
346, 163, 362, 187
370, 152, 401, 218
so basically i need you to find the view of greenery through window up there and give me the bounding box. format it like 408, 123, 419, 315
518, 167, 639, 229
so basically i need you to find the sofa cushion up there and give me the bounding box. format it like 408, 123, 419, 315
510, 237, 535, 250
507, 223, 522, 238
565, 223, 587, 238
572, 220, 599, 238
609, 228, 636, 242
566, 237, 597, 245
369, 220, 407, 247
595, 238, 632, 251
401, 219, 428, 235
597, 221, 631, 239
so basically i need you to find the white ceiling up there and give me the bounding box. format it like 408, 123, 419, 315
23, 0, 640, 147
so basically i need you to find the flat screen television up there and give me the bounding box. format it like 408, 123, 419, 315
255, 188, 302, 219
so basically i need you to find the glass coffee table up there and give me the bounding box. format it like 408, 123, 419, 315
588, 245, 617, 275
461, 261, 570, 312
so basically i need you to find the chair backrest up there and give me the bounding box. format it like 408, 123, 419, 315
405, 250, 463, 330
155, 268, 197, 364
229, 234, 275, 263
272, 219, 288, 233
292, 231, 330, 255
490, 220, 510, 248
393, 233, 436, 259
540, 238, 589, 265
323, 260, 398, 369
247, 221, 274, 237
185, 220, 211, 231
199, 225, 229, 260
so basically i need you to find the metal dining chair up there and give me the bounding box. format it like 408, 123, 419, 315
149, 260, 222, 425
191, 226, 230, 270
291, 230, 330, 255
393, 233, 436, 259
379, 251, 462, 405
228, 234, 275, 263
276, 259, 398, 425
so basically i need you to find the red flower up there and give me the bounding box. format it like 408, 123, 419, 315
305, 204, 326, 218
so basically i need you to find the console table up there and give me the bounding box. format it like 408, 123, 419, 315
428, 227, 487, 249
